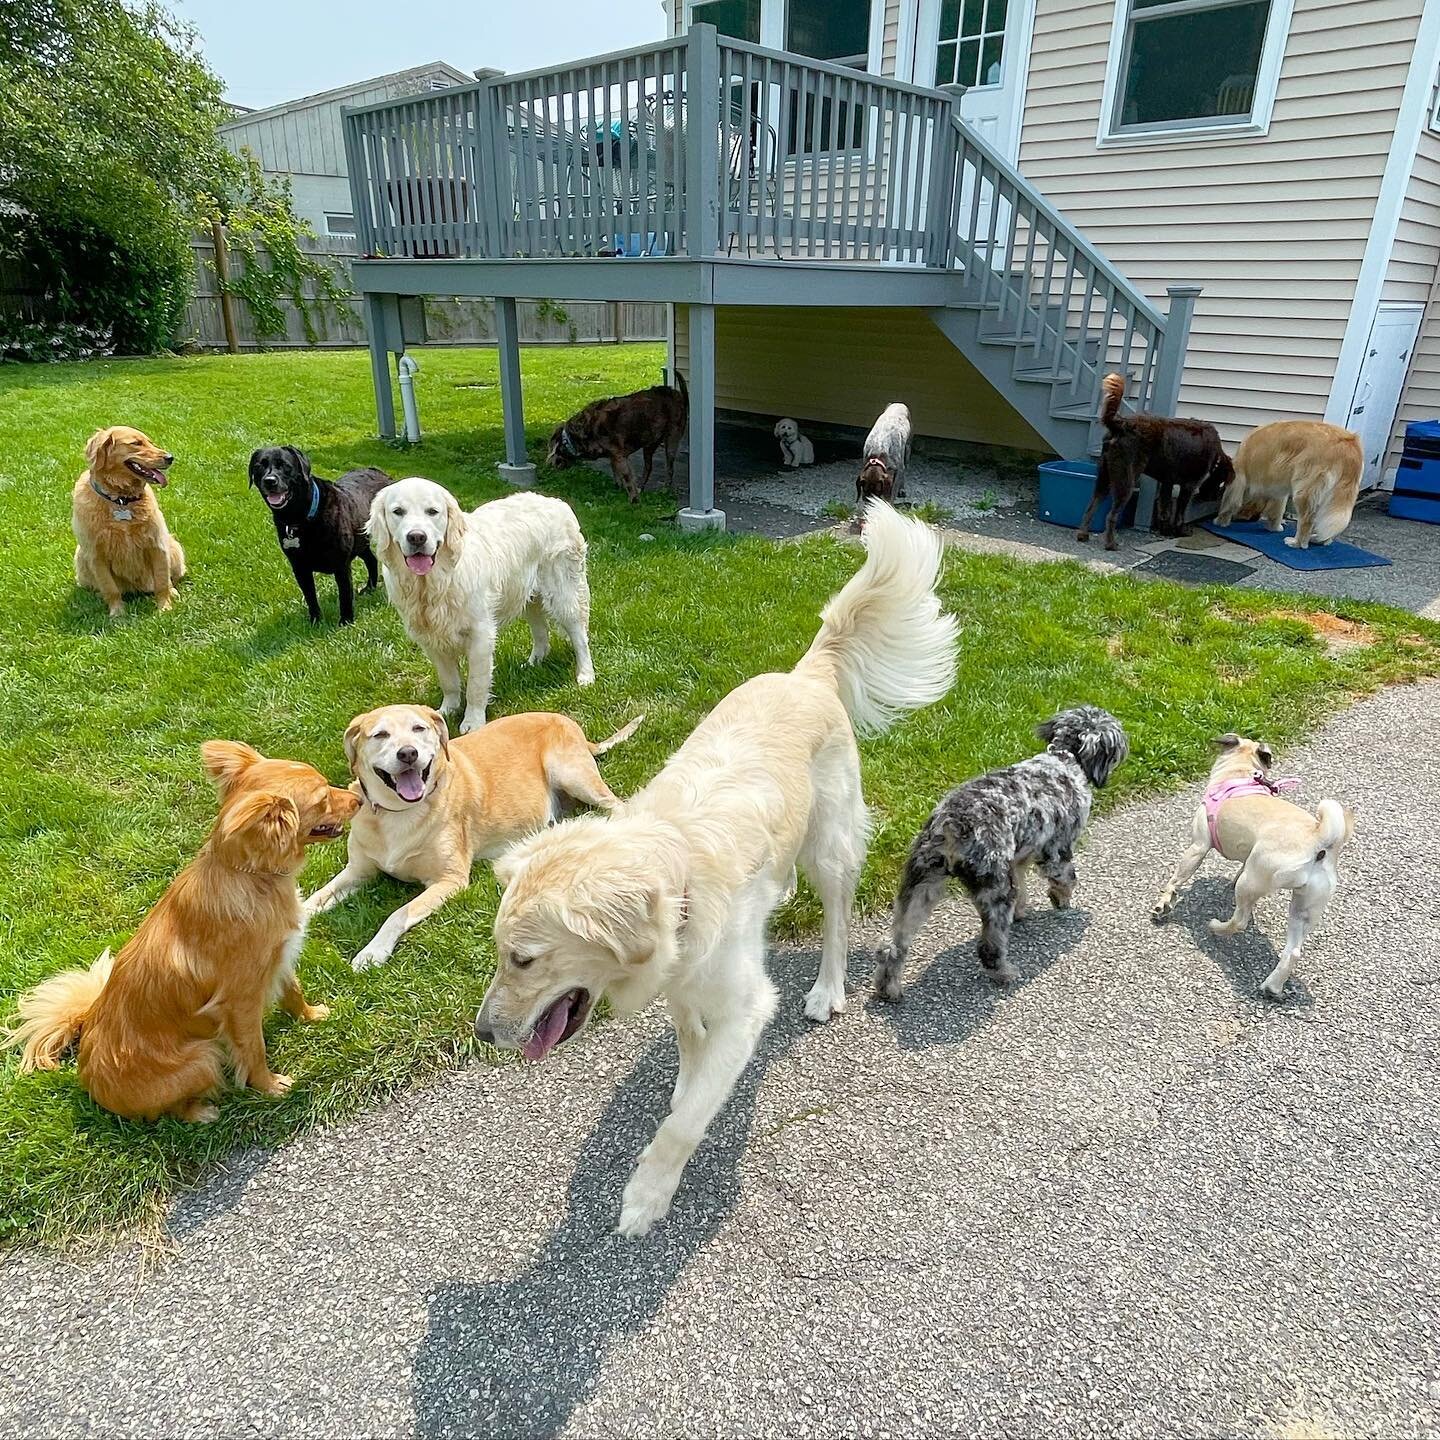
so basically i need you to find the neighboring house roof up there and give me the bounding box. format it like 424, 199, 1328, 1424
217, 62, 473, 131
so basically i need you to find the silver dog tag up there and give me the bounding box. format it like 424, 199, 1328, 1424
282, 532, 301, 549
112, 508, 133, 522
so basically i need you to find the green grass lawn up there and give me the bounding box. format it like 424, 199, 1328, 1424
2, 344, 1437, 1249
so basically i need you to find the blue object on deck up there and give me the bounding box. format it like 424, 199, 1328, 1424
610, 232, 670, 257
1389, 422, 1440, 523
1037, 458, 1133, 530
1201, 520, 1391, 571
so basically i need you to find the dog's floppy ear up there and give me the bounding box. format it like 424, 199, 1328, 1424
424, 707, 450, 760
86, 428, 115, 472
773, 420, 785, 439
218, 791, 301, 869
366, 489, 397, 562
1256, 742, 1274, 769
247, 450, 263, 489
1035, 714, 1060, 744
201, 740, 264, 796
1213, 733, 1242, 750
342, 716, 368, 778
284, 445, 312, 480
438, 488, 467, 565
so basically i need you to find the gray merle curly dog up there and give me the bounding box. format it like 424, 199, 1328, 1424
873, 706, 1128, 998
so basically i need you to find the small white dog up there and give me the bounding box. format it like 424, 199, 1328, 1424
1152, 733, 1354, 997
369, 479, 594, 734
773, 418, 815, 468
473, 501, 958, 1237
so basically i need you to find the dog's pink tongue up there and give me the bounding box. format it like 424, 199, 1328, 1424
523, 997, 571, 1062
395, 768, 425, 802
404, 552, 434, 575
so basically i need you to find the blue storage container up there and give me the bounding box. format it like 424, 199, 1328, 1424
1389, 491, 1440, 525
1390, 420, 1440, 523
1037, 459, 1136, 530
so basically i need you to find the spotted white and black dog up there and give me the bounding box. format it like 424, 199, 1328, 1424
873, 706, 1128, 997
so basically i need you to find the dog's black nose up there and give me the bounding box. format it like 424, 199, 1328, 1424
396, 745, 418, 766
473, 1012, 495, 1045
406, 529, 427, 548
161, 453, 174, 465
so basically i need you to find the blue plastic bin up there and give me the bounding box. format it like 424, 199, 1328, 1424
1037, 458, 1135, 530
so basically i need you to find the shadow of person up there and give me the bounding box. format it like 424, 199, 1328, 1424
1169, 875, 1314, 1007
868, 904, 1093, 1051
411, 955, 830, 1440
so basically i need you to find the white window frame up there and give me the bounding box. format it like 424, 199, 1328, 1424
1096, 0, 1295, 148
683, 0, 883, 74
1430, 69, 1440, 133
324, 212, 357, 237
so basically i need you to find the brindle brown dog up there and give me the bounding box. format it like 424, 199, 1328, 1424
547, 372, 688, 502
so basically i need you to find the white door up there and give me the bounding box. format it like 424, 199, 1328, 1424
911, 0, 1037, 162
1347, 302, 1423, 490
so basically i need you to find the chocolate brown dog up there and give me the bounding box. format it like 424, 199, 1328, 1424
547, 372, 688, 502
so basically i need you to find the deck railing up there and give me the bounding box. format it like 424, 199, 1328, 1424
343, 24, 1192, 417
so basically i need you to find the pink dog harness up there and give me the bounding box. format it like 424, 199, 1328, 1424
1204, 771, 1301, 848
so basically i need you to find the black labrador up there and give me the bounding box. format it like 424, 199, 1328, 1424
248, 446, 393, 624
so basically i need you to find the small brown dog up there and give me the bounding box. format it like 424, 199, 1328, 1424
547, 372, 688, 501
1216, 420, 1363, 548
5, 742, 359, 1121
1078, 374, 1234, 549
73, 426, 187, 616
306, 705, 642, 970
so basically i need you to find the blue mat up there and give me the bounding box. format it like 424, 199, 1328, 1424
1201, 520, 1391, 571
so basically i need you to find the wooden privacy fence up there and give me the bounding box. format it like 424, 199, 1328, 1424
179, 232, 666, 351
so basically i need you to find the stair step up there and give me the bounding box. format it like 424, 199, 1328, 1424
1050, 401, 1096, 421
1014, 364, 1075, 384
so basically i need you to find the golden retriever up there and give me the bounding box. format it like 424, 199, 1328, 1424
4, 742, 359, 1121
473, 501, 958, 1236
1216, 420, 1363, 548
72, 426, 187, 616
306, 705, 642, 970
369, 478, 594, 734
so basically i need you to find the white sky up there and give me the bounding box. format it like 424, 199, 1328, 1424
173, 0, 668, 109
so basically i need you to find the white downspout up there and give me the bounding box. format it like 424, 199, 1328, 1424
397, 353, 421, 443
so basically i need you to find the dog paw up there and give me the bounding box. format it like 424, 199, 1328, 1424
526, 648, 549, 667
617, 1171, 676, 1238
576, 669, 596, 688
108, 602, 125, 618
803, 984, 846, 1023
257, 1074, 294, 1098
181, 1102, 220, 1124
1207, 917, 1238, 936
459, 713, 486, 735
1283, 536, 1304, 549
351, 945, 390, 972
440, 694, 462, 715
1151, 898, 1173, 923
301, 1004, 330, 1023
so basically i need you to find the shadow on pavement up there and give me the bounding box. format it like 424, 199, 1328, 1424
411, 956, 827, 1440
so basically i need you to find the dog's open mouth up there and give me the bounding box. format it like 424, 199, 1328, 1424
124, 458, 169, 486
308, 821, 345, 840
523, 988, 593, 1061
264, 491, 289, 508
375, 760, 431, 803
404, 550, 435, 575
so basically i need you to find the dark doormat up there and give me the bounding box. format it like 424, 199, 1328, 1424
1135, 550, 1257, 584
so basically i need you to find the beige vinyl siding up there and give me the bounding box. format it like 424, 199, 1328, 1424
1389, 127, 1440, 466
882, 0, 902, 75
1018, 0, 1423, 447
674, 306, 1047, 450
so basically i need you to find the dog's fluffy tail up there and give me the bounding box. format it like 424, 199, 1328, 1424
591, 713, 646, 756
3, 949, 114, 1072
795, 500, 958, 734
1314, 799, 1353, 857
1100, 372, 1125, 430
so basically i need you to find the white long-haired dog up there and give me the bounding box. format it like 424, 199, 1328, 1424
473, 500, 958, 1236
369, 479, 594, 734
774, 417, 815, 468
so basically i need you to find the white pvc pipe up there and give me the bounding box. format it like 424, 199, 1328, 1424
397, 353, 421, 443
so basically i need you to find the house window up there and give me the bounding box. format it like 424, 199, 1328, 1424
691, 0, 761, 42
935, 0, 1008, 91
324, 212, 357, 236
787, 0, 870, 69
1108, 0, 1277, 136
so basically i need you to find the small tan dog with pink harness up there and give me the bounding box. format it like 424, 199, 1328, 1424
1152, 733, 1354, 998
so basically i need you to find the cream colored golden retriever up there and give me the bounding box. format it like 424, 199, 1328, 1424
1216, 420, 1363, 548
73, 426, 186, 616
473, 501, 958, 1237
368, 479, 594, 734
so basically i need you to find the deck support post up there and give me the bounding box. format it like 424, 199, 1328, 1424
1139, 284, 1202, 531
679, 302, 724, 531
494, 295, 536, 486
364, 293, 401, 439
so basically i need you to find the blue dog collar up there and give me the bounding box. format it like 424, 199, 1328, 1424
305, 478, 321, 520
